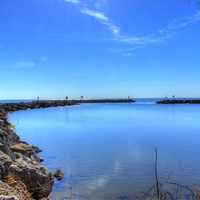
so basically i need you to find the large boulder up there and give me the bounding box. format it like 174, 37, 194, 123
9, 156, 54, 199
10, 143, 35, 157
0, 151, 12, 179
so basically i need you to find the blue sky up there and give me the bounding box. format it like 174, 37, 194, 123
0, 0, 200, 99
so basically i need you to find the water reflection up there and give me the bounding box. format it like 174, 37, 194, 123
9, 103, 200, 200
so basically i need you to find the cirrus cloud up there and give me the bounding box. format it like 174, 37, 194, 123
64, 0, 80, 4
15, 61, 36, 69
63, 0, 200, 56
81, 8, 120, 35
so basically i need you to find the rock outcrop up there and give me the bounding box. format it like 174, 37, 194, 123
0, 101, 74, 200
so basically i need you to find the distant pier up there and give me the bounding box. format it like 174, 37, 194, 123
157, 99, 200, 104
0, 98, 135, 112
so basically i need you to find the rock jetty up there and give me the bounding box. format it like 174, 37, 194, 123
157, 99, 200, 104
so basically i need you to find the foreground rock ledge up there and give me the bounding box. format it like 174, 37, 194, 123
0, 100, 76, 200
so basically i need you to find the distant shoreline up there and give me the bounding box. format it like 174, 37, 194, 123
157, 99, 200, 104
0, 98, 135, 105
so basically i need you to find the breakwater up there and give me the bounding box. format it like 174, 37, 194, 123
157, 99, 200, 104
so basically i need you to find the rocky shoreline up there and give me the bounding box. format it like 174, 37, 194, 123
0, 99, 134, 200
0, 100, 76, 200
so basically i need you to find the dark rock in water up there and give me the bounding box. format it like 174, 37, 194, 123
30, 154, 44, 163
31, 145, 42, 153
53, 170, 64, 181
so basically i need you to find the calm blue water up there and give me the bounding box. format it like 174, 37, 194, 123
9, 103, 200, 200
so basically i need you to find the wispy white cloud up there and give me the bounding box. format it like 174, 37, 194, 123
63, 0, 120, 36
159, 10, 200, 34
109, 47, 138, 53
109, 47, 139, 57
81, 8, 109, 21
14, 56, 48, 69
104, 22, 120, 36
81, 8, 120, 36
15, 61, 36, 69
63, 0, 200, 56
110, 10, 200, 56
64, 0, 80, 4
114, 33, 172, 46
